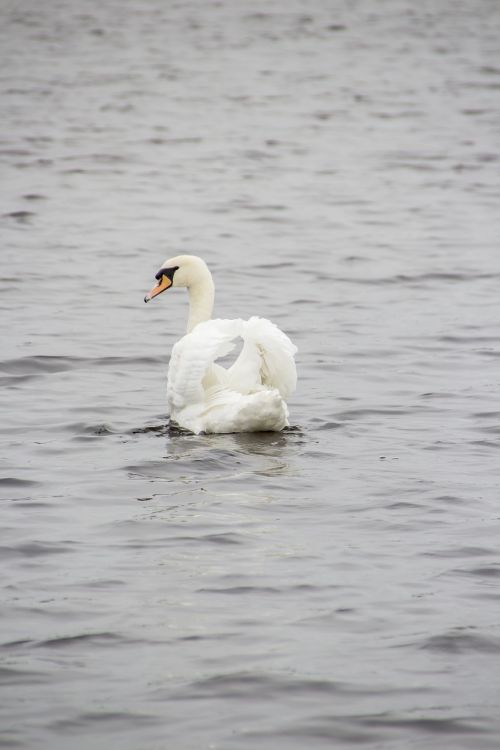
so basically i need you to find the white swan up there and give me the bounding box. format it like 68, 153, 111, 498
144, 255, 297, 434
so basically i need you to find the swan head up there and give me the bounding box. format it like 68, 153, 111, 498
144, 255, 211, 303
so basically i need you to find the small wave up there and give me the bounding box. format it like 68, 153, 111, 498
0, 373, 39, 387
423, 546, 494, 558
447, 564, 500, 580
23, 193, 46, 201
181, 672, 343, 700
0, 667, 46, 685
333, 271, 500, 287
198, 585, 280, 594
60, 422, 115, 436
0, 477, 39, 487
0, 354, 163, 376
420, 630, 500, 654
0, 356, 85, 375
313, 420, 343, 430
0, 541, 75, 559
357, 715, 486, 736
34, 632, 120, 649
336, 408, 413, 420
3, 210, 35, 223
130, 423, 169, 436
49, 711, 161, 732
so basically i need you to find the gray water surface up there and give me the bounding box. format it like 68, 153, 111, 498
2, 1, 500, 748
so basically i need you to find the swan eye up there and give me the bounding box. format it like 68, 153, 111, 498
155, 266, 179, 282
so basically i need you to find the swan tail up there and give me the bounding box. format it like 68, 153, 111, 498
178, 387, 289, 434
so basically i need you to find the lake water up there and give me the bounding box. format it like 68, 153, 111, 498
1, 0, 500, 748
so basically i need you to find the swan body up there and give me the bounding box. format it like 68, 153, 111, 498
145, 255, 297, 434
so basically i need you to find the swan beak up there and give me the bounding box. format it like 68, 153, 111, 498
144, 275, 172, 303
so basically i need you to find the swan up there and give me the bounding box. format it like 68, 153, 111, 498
144, 255, 297, 434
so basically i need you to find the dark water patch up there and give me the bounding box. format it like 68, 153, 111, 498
64, 422, 115, 436
125, 452, 243, 479
199, 585, 280, 595
439, 334, 500, 345
301, 449, 337, 461
420, 631, 500, 654
181, 672, 343, 700
247, 712, 485, 744
433, 495, 467, 505
465, 566, 500, 578
257, 261, 295, 269
0, 477, 39, 487
334, 271, 500, 287
1, 639, 33, 649
248, 722, 374, 744
419, 391, 459, 399
0, 354, 163, 376
0, 541, 75, 559
0, 667, 46, 685
357, 714, 485, 735
348, 348, 405, 362
16, 157, 53, 169
341, 254, 370, 263
167, 420, 197, 436
313, 420, 343, 430
479, 65, 500, 76
23, 193, 46, 200
424, 546, 494, 559
199, 533, 244, 546
470, 439, 500, 448
61, 152, 129, 165
0, 148, 33, 157
34, 632, 120, 649
2, 633, 124, 650
451, 565, 500, 579
180, 672, 417, 703
480, 350, 500, 358
462, 108, 488, 116
130, 423, 169, 436
0, 355, 86, 375
0, 735, 24, 748
0, 373, 39, 387
49, 711, 161, 732
112, 531, 247, 550
474, 424, 500, 435
3, 210, 35, 223
386, 501, 422, 510
83, 578, 126, 588
8, 500, 53, 508
85, 424, 115, 435
178, 632, 238, 642
126, 437, 301, 479
326, 23, 347, 32
183, 532, 245, 546
336, 408, 413, 420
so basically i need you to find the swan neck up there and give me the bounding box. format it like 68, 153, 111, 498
187, 276, 214, 333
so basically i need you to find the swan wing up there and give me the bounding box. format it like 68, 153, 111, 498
167, 319, 243, 411
231, 316, 297, 400
167, 317, 297, 429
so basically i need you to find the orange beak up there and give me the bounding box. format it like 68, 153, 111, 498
144, 275, 172, 303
